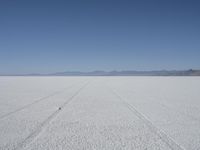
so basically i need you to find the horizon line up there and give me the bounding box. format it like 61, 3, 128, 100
0, 69, 200, 76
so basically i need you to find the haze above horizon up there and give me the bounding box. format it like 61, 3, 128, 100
0, 0, 200, 74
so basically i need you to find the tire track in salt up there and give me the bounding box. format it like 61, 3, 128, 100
126, 88, 200, 125
107, 86, 186, 150
14, 81, 90, 150
0, 83, 76, 120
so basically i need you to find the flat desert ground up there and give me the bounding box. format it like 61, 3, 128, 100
0, 77, 200, 150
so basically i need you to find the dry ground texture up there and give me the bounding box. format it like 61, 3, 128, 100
0, 77, 200, 150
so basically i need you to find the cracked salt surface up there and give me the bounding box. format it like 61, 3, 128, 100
0, 77, 200, 150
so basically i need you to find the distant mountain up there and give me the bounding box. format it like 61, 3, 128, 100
49, 69, 200, 76
1, 69, 200, 76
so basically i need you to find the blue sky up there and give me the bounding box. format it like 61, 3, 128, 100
0, 0, 200, 74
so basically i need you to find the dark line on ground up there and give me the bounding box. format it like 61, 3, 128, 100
0, 84, 75, 120
14, 81, 90, 150
108, 86, 185, 150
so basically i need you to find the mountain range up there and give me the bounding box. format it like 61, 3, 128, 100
2, 69, 200, 76
51, 69, 200, 76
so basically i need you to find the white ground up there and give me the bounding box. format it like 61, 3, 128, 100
0, 77, 200, 150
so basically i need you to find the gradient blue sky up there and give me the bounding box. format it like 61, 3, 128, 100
0, 0, 200, 74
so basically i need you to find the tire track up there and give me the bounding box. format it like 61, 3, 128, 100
14, 81, 90, 150
108, 86, 186, 150
126, 88, 200, 125
0, 84, 75, 120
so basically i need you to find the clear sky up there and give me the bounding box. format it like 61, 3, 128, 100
0, 0, 200, 74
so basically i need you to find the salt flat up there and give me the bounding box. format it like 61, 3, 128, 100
0, 77, 200, 150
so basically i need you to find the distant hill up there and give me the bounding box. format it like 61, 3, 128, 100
50, 69, 200, 76
1, 69, 200, 76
